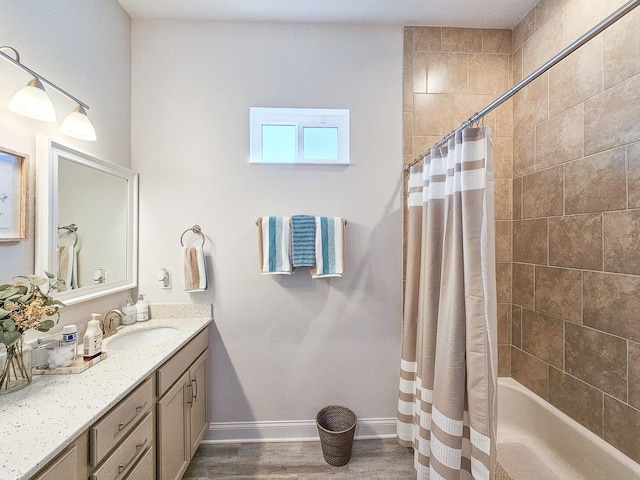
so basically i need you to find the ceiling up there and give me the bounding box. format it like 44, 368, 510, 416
116, 0, 535, 29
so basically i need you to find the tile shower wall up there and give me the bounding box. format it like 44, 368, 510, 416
402, 26, 513, 375
510, 0, 640, 464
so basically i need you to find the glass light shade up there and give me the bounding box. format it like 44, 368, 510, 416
61, 105, 97, 141
8, 77, 56, 122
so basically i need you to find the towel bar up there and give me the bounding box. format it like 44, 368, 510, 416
180, 225, 205, 247
255, 217, 347, 226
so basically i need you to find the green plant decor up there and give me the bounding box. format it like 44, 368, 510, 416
0, 273, 64, 393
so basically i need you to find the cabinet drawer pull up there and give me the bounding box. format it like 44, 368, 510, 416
118, 438, 148, 474
118, 402, 148, 431
192, 377, 198, 402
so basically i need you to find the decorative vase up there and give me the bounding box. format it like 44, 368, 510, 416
0, 338, 32, 394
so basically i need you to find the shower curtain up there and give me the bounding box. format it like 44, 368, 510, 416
397, 126, 498, 480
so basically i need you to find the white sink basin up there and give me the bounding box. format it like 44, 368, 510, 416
106, 327, 178, 351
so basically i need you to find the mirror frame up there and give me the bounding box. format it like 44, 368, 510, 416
35, 137, 138, 305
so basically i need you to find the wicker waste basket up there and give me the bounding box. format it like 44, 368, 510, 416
315, 405, 357, 467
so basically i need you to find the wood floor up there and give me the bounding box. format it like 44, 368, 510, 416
183, 438, 416, 479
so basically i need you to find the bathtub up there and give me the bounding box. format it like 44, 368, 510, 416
497, 377, 640, 480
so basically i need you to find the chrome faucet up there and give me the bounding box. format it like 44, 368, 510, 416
102, 309, 125, 338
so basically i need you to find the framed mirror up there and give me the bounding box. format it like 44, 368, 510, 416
35, 138, 138, 305
0, 147, 27, 242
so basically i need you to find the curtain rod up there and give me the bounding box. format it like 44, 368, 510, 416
404, 0, 640, 172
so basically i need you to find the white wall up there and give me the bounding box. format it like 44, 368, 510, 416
132, 20, 404, 432
0, 1, 132, 328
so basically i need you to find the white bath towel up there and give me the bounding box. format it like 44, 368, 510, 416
311, 217, 345, 278
258, 216, 292, 274
183, 246, 208, 292
57, 245, 77, 290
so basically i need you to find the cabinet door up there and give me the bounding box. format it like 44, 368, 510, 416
33, 446, 77, 480
157, 371, 190, 480
189, 349, 209, 457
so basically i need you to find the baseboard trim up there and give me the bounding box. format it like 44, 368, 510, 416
203, 417, 397, 444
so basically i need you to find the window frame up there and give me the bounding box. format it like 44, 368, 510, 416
249, 107, 350, 165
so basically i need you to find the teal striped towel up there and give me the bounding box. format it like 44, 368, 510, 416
258, 216, 292, 274
311, 217, 345, 278
291, 215, 316, 267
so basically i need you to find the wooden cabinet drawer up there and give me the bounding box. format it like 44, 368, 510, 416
157, 327, 208, 396
33, 445, 77, 480
90, 411, 153, 480
122, 441, 154, 480
90, 376, 153, 466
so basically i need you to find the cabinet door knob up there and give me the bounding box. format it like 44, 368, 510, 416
192, 377, 198, 403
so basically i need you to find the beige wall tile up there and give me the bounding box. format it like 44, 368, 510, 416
513, 72, 549, 135
522, 309, 563, 368
629, 341, 640, 409
511, 346, 548, 399
403, 70, 414, 113
565, 322, 627, 400
523, 12, 564, 77
564, 0, 627, 47
603, 7, 640, 89
536, 104, 584, 169
604, 396, 640, 464
583, 271, 640, 343
498, 303, 512, 344
441, 27, 482, 53
404, 27, 414, 70
493, 136, 513, 179
548, 366, 604, 435
513, 263, 535, 309
535, 266, 582, 322
565, 148, 627, 214
495, 220, 512, 263
513, 218, 548, 264
483, 29, 512, 54
498, 345, 512, 377
522, 166, 564, 218
514, 127, 535, 177
549, 35, 602, 117
469, 54, 509, 95
413, 52, 427, 93
512, 305, 522, 348
454, 94, 496, 130
413, 93, 454, 136
413, 136, 442, 158
496, 262, 512, 303
535, 0, 571, 31
629, 142, 640, 209
426, 52, 468, 94
512, 46, 523, 84
513, 176, 522, 220
414, 26, 442, 52
584, 70, 640, 156
604, 210, 640, 275
493, 99, 513, 138
403, 113, 413, 155
549, 214, 603, 270
494, 179, 512, 220
513, 9, 535, 53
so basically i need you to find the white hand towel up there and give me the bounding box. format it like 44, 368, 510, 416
57, 245, 77, 291
258, 216, 292, 274
183, 246, 208, 292
311, 217, 345, 278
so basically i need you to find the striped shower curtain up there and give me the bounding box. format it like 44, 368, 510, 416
397, 127, 498, 480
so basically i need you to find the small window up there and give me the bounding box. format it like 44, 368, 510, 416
249, 107, 349, 165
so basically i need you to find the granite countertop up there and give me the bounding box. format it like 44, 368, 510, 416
0, 304, 213, 480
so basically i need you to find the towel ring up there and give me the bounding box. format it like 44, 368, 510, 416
180, 225, 205, 247
58, 224, 79, 247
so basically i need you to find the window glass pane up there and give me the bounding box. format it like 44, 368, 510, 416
262, 125, 296, 163
303, 127, 338, 161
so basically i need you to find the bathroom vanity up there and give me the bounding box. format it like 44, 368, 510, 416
0, 305, 212, 480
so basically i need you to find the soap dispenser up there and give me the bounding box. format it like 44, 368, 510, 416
135, 294, 149, 322
83, 314, 103, 361
122, 297, 136, 325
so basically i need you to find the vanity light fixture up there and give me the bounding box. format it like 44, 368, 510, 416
0, 45, 96, 141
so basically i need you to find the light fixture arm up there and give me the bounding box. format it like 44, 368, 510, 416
0, 46, 90, 110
